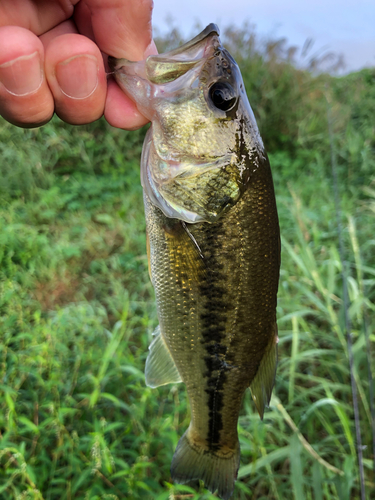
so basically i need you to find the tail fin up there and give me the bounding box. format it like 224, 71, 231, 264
171, 429, 240, 500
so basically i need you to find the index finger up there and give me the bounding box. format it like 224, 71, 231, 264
77, 0, 155, 60
74, 0, 157, 129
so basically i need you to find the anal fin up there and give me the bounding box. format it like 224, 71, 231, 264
145, 325, 182, 388
250, 323, 278, 418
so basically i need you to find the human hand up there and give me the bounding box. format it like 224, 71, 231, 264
0, 0, 157, 129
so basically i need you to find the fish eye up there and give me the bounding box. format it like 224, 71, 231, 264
209, 82, 237, 112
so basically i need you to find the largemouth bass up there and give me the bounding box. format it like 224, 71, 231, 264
109, 24, 280, 500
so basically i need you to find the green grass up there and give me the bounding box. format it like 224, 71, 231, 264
0, 28, 374, 500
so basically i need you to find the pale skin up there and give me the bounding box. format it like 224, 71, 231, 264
0, 0, 157, 129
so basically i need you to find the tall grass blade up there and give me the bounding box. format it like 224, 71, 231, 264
288, 315, 299, 403
326, 92, 366, 499
348, 217, 375, 477
290, 433, 305, 500
312, 462, 323, 500
272, 397, 344, 476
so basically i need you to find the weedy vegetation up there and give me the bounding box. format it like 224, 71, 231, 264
0, 25, 374, 500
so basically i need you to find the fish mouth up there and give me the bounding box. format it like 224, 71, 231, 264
148, 23, 220, 60
108, 23, 219, 67
108, 23, 220, 80
107, 23, 222, 120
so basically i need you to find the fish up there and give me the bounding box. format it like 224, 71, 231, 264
108, 24, 280, 500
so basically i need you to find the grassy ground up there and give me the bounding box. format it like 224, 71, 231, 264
0, 29, 374, 500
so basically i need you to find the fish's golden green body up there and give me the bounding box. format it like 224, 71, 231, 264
145, 151, 280, 433
109, 23, 280, 500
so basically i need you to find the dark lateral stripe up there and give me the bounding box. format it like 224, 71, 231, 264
198, 221, 229, 451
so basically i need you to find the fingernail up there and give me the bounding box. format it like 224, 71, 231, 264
56, 55, 98, 99
0, 51, 43, 96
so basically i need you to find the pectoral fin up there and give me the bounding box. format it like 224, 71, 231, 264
250, 323, 278, 418
145, 325, 182, 388
164, 220, 207, 284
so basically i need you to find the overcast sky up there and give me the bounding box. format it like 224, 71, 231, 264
152, 0, 375, 73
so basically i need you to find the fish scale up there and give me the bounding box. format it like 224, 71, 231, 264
109, 23, 280, 500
